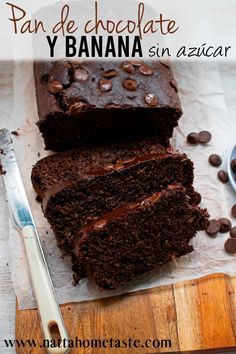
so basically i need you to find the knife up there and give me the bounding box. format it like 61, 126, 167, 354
0, 129, 69, 354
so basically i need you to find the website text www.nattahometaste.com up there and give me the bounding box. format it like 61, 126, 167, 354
4, 337, 172, 350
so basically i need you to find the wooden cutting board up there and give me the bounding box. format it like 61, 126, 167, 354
16, 273, 236, 353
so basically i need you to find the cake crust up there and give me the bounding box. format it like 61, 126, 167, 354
34, 60, 182, 151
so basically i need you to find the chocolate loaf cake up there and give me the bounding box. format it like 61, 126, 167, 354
32, 59, 209, 290
34, 60, 182, 151
77, 185, 208, 289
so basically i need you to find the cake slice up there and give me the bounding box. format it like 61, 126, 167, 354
34, 60, 182, 151
32, 136, 195, 203
64, 185, 209, 289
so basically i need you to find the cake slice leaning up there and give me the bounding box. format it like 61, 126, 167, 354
31, 137, 195, 203
73, 184, 209, 289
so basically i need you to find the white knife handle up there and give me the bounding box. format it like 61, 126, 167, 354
22, 225, 69, 354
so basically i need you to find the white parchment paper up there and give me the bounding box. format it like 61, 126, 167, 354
7, 60, 236, 310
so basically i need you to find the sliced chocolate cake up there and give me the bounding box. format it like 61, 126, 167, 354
34, 60, 182, 151
32, 136, 195, 204
33, 59, 209, 290
77, 185, 208, 289
31, 137, 208, 289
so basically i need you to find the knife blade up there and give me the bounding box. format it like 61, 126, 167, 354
0, 128, 69, 354
0, 128, 34, 229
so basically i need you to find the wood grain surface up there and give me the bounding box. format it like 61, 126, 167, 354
16, 273, 236, 353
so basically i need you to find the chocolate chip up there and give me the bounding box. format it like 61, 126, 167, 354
144, 93, 158, 107
93, 220, 107, 229
121, 157, 136, 165
194, 192, 202, 205
224, 238, 236, 254
11, 130, 19, 136
230, 227, 236, 238
48, 80, 63, 94
218, 218, 232, 233
68, 101, 88, 114
123, 79, 137, 91
74, 68, 89, 82
122, 63, 135, 74
170, 79, 178, 92
106, 103, 120, 109
99, 79, 112, 92
130, 60, 143, 67
187, 132, 199, 145
209, 154, 222, 167
206, 219, 220, 236
199, 131, 212, 144
231, 205, 236, 218
103, 70, 117, 79
231, 159, 236, 173
139, 64, 154, 76
218, 170, 229, 183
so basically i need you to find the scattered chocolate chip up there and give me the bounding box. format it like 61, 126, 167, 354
123, 79, 137, 91
218, 170, 229, 183
209, 154, 222, 167
103, 70, 117, 79
218, 218, 232, 233
144, 93, 158, 107
48, 80, 63, 94
122, 63, 135, 74
130, 60, 143, 67
230, 227, 236, 238
231, 205, 236, 218
225, 238, 236, 254
99, 79, 112, 92
187, 132, 199, 145
11, 130, 19, 136
231, 159, 236, 173
74, 68, 89, 82
139, 64, 154, 76
194, 192, 202, 205
170, 79, 178, 92
37, 152, 40, 157
206, 219, 220, 236
0, 165, 6, 175
199, 131, 212, 144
